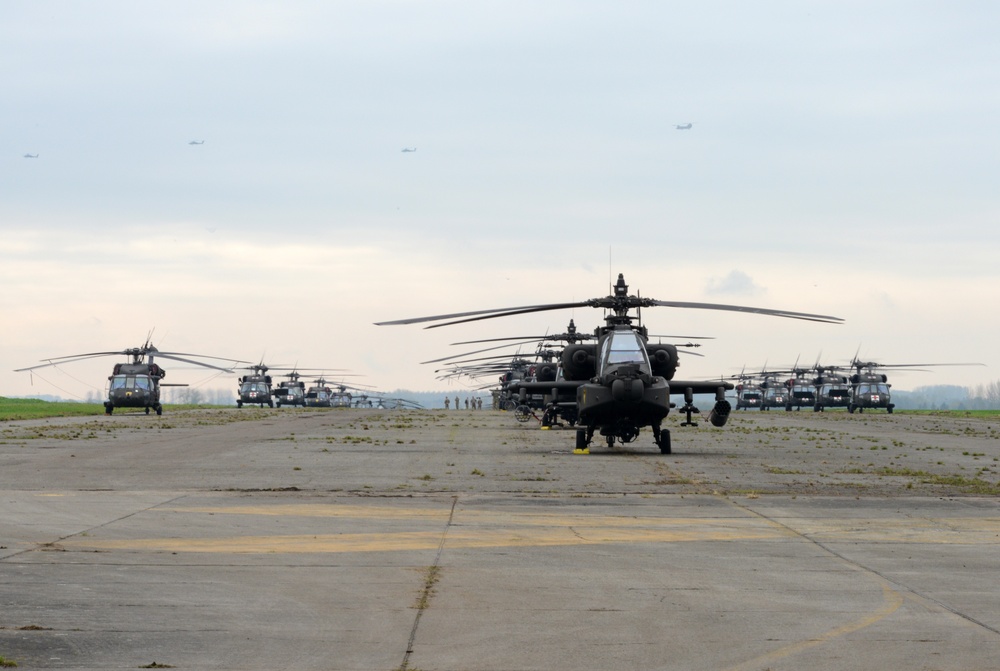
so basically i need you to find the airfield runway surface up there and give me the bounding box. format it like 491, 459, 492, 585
1, 407, 999, 670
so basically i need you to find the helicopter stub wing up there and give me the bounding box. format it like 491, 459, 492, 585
668, 380, 735, 395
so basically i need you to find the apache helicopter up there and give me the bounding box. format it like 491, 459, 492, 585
846, 357, 984, 414
441, 319, 709, 428
378, 273, 842, 454
15, 340, 239, 415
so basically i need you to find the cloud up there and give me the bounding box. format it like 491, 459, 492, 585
705, 270, 765, 297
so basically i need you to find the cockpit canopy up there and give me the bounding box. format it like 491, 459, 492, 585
599, 329, 651, 375
109, 374, 152, 391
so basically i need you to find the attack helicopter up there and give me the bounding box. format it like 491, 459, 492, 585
15, 340, 240, 415
846, 357, 984, 414
378, 273, 842, 454
439, 319, 710, 428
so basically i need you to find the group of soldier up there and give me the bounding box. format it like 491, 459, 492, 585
443, 396, 483, 410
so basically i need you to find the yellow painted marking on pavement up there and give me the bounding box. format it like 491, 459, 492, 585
723, 581, 905, 671
175, 504, 452, 520
65, 524, 785, 554
61, 503, 1000, 554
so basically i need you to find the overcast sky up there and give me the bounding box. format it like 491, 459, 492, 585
3, 1, 998, 400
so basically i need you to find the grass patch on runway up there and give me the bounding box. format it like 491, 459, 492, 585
0, 397, 104, 420
844, 466, 1000, 495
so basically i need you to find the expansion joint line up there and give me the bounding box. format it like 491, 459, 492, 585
399, 495, 459, 671
2, 494, 190, 562
728, 497, 1000, 637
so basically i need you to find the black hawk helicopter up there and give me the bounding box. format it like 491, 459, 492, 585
236, 364, 347, 408
236, 363, 276, 408
758, 369, 789, 411
846, 357, 984, 414
378, 273, 843, 454
15, 340, 240, 415
811, 364, 852, 412
729, 369, 764, 410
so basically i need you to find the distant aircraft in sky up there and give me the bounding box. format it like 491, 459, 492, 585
23, 153, 39, 158
188, 140, 205, 145
674, 123, 693, 130
401, 147, 417, 152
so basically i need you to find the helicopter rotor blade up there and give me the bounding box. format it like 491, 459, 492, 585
647, 300, 843, 324
376, 301, 591, 328
149, 353, 236, 372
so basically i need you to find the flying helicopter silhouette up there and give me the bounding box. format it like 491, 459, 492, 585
14, 338, 240, 415
378, 273, 843, 454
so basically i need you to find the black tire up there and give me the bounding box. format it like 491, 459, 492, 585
155, 404, 162, 416
575, 430, 588, 450
658, 430, 672, 455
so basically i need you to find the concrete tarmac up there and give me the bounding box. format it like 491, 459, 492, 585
1, 407, 999, 670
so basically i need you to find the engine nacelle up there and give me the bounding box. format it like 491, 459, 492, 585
534, 362, 558, 383
647, 344, 679, 380
561, 344, 596, 381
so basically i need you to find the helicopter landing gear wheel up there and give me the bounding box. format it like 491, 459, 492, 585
237, 401, 243, 408
848, 404, 855, 414
104, 402, 114, 416
268, 400, 274, 408
514, 405, 532, 423
606, 434, 615, 448
575, 429, 588, 451
145, 407, 150, 415
655, 427, 671, 454
155, 404, 162, 416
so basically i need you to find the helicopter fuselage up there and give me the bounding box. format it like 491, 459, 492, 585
238, 374, 274, 408
106, 362, 164, 415
849, 374, 894, 413
274, 383, 306, 407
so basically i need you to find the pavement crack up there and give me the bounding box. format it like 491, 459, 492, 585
731, 498, 1000, 638
2, 494, 190, 561
397, 494, 458, 671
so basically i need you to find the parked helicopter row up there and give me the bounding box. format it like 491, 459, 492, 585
731, 359, 984, 414
14, 339, 422, 415
378, 273, 844, 454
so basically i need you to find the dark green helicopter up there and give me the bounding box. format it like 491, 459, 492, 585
236, 363, 277, 408
378, 273, 843, 454
15, 340, 240, 415
846, 357, 984, 414
434, 319, 708, 429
